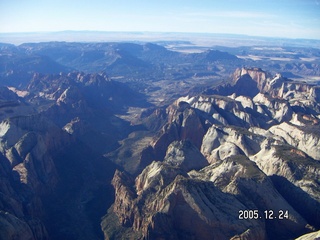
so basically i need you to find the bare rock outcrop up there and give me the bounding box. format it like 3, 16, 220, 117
164, 140, 208, 171
112, 67, 320, 239
151, 100, 206, 160
232, 67, 271, 92
0, 114, 74, 239
0, 115, 71, 190
190, 155, 309, 239
251, 142, 320, 228
295, 230, 320, 240
201, 124, 264, 162
268, 122, 320, 160
108, 167, 266, 240
107, 151, 311, 239
0, 211, 35, 240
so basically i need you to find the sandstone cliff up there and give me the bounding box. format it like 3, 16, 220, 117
105, 68, 320, 239
0, 72, 138, 240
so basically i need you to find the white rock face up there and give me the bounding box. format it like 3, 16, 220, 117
174, 90, 305, 130
121, 68, 320, 239
235, 95, 255, 109
175, 95, 255, 127
251, 142, 320, 198
0, 120, 27, 151
253, 93, 293, 123
295, 230, 320, 240
191, 157, 307, 230
208, 142, 242, 163
201, 124, 264, 161
0, 115, 70, 190
135, 161, 182, 195
115, 160, 267, 240
164, 140, 208, 171
268, 122, 320, 160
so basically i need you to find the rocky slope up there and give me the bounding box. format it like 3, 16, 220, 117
0, 113, 70, 240
1, 38, 320, 240
296, 230, 320, 240
0, 71, 148, 240
105, 68, 320, 239
1, 62, 319, 239
0, 111, 120, 239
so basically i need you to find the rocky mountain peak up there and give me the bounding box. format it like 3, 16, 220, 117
205, 49, 239, 61
164, 140, 208, 171
1, 39, 320, 239
75, 72, 110, 86
231, 67, 288, 97
0, 86, 20, 101
232, 67, 270, 84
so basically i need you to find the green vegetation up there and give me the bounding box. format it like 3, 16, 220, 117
274, 144, 320, 168
107, 131, 154, 174
101, 211, 142, 240
227, 125, 255, 136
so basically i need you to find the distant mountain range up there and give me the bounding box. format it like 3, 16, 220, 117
2, 41, 319, 89
0, 40, 319, 239
105, 67, 320, 239
1, 31, 320, 48
0, 42, 245, 86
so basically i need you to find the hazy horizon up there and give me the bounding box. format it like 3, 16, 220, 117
1, 0, 320, 40
2, 31, 320, 48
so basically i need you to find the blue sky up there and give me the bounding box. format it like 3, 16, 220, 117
0, 0, 319, 39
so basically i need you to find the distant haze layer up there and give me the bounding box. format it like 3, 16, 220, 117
1, 31, 320, 49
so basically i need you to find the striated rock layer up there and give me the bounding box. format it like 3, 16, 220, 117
0, 72, 133, 240
105, 68, 320, 239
